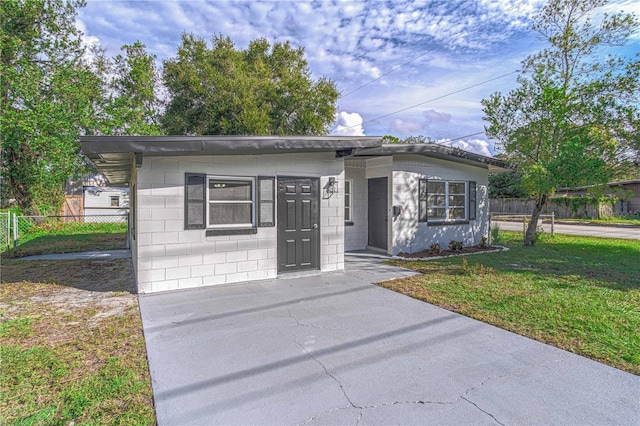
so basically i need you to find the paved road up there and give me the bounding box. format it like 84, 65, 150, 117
140, 252, 639, 425
494, 221, 640, 240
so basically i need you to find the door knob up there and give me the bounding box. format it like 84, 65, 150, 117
313, 223, 318, 229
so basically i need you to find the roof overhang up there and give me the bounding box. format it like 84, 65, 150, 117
351, 143, 515, 173
81, 135, 384, 184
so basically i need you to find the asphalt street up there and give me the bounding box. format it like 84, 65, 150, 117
493, 221, 640, 240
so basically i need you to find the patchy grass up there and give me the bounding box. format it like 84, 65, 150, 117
10, 233, 127, 258
0, 259, 156, 424
382, 232, 640, 375
7, 221, 127, 258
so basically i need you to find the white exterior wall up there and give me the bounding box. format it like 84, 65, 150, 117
134, 152, 345, 294
391, 155, 489, 255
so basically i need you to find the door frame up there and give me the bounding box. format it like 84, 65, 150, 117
276, 176, 321, 273
367, 177, 389, 252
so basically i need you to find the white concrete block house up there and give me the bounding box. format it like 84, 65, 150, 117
81, 136, 511, 293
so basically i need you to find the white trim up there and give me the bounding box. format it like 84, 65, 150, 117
206, 176, 256, 228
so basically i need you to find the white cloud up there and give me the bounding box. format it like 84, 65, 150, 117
423, 109, 452, 123
388, 118, 427, 135
437, 138, 492, 157
331, 111, 365, 136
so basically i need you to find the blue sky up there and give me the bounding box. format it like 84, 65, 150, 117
77, 0, 639, 156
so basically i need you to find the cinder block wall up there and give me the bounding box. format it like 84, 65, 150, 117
134, 153, 345, 293
391, 155, 489, 255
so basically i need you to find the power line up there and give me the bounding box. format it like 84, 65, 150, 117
336, 69, 518, 132
340, 0, 527, 99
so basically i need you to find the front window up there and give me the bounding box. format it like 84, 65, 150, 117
208, 178, 254, 227
344, 179, 353, 221
420, 180, 469, 222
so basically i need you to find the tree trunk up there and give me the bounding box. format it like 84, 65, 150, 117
524, 194, 548, 246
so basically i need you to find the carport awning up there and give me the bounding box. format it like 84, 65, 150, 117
352, 143, 515, 173
81, 135, 384, 184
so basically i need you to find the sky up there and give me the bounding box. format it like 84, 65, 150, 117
77, 0, 640, 156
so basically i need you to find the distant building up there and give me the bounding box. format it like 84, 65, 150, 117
557, 179, 640, 214
83, 186, 129, 222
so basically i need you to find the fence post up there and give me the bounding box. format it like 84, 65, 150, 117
523, 215, 526, 235
551, 212, 555, 236
13, 214, 18, 251
126, 214, 131, 250
5, 212, 9, 252
488, 213, 492, 246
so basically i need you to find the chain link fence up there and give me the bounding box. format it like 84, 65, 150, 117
0, 212, 10, 253
489, 212, 555, 244
7, 213, 129, 257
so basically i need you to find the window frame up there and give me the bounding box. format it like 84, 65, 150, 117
206, 176, 256, 229
110, 196, 120, 207
419, 179, 472, 224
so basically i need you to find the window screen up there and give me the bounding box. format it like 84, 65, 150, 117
208, 179, 253, 227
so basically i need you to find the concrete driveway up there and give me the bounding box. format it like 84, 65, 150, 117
140, 253, 639, 425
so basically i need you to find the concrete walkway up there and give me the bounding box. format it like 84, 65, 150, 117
139, 254, 639, 425
12, 249, 131, 261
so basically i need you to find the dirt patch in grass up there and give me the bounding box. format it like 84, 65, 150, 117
0, 259, 155, 424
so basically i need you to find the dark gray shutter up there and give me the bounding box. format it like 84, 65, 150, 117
468, 181, 477, 221
419, 179, 428, 222
185, 173, 206, 229
258, 176, 275, 227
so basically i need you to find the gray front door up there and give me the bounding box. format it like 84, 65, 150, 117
368, 177, 388, 250
277, 177, 320, 273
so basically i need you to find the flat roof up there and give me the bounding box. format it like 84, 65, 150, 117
351, 143, 515, 173
81, 136, 515, 184
81, 135, 383, 183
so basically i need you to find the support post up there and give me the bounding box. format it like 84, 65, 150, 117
551, 212, 555, 236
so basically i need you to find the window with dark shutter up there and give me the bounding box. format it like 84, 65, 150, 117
258, 176, 275, 227
185, 173, 206, 229
468, 181, 477, 221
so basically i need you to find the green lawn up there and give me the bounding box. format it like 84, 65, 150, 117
7, 221, 127, 257
0, 259, 155, 424
383, 232, 640, 375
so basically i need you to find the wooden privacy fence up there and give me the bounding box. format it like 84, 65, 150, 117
489, 198, 614, 219
59, 195, 84, 219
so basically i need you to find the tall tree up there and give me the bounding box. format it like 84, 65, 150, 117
482, 0, 639, 245
162, 34, 339, 135
1, 0, 102, 214
97, 41, 163, 135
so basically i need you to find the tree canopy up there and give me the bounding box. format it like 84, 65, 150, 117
161, 34, 339, 136
1, 0, 103, 215
96, 41, 163, 136
482, 0, 640, 245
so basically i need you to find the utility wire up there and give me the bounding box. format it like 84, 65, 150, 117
336, 69, 518, 132
340, 0, 527, 99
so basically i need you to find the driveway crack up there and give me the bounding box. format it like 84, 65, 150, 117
461, 396, 505, 425
293, 338, 358, 409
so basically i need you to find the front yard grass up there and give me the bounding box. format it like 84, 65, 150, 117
382, 232, 640, 375
0, 258, 156, 424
